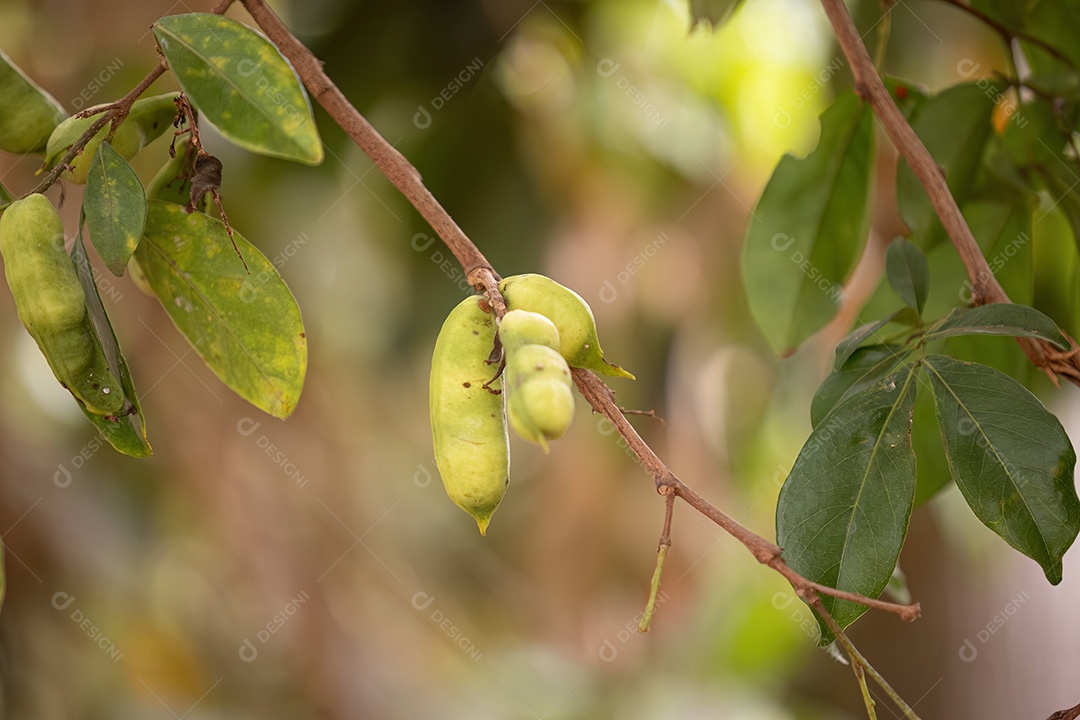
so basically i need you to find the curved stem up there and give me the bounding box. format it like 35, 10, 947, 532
226, 0, 922, 711
935, 0, 1074, 69
235, 0, 504, 315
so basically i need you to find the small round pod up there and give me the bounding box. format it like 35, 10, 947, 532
0, 194, 125, 415
504, 344, 574, 453
499, 273, 634, 379
498, 309, 560, 352
430, 295, 510, 535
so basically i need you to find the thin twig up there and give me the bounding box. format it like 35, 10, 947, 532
819, 0, 1080, 385
639, 489, 674, 633
619, 407, 665, 423
854, 662, 878, 720
806, 592, 923, 720
936, 0, 1074, 68
26, 77, 164, 199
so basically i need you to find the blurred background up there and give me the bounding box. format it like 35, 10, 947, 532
0, 0, 1078, 717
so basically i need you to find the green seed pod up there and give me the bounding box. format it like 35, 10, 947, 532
499, 273, 634, 379
0, 194, 125, 415
498, 309, 560, 352
503, 343, 575, 453
0, 49, 66, 154
45, 92, 179, 183
430, 295, 510, 535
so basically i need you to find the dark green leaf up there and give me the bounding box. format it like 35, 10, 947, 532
0, 48, 66, 154
1039, 163, 1080, 256
84, 142, 147, 276
0, 180, 11, 210
1020, 0, 1080, 74
885, 237, 929, 313
777, 363, 919, 642
135, 200, 307, 418
812, 344, 909, 427
970, 0, 1026, 28
923, 355, 1080, 583
153, 13, 323, 165
833, 312, 899, 371
70, 223, 151, 457
913, 379, 952, 506
1001, 99, 1061, 166
1034, 206, 1080, 341
897, 83, 997, 246
743, 91, 875, 355
963, 193, 1034, 306
923, 303, 1068, 349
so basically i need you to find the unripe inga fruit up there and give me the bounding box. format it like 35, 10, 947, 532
0, 49, 66, 154
430, 295, 510, 535
498, 309, 560, 352
499, 273, 634, 379
45, 93, 179, 183
501, 341, 575, 453
0, 194, 126, 415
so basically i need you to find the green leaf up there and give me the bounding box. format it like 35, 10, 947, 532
912, 379, 952, 506
84, 142, 148, 277
922, 355, 1080, 583
0, 48, 66, 154
1020, 0, 1080, 74
833, 312, 900, 371
0, 180, 11, 210
963, 192, 1034, 305
923, 303, 1068, 349
135, 200, 307, 418
689, 0, 744, 27
897, 83, 997, 246
970, 0, 1026, 29
70, 222, 151, 457
743, 91, 875, 355
153, 13, 323, 165
1034, 206, 1080, 341
777, 363, 919, 642
812, 344, 909, 427
885, 237, 929, 314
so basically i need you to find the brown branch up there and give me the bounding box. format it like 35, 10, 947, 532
23, 62, 168, 199
820, 0, 1080, 386
573, 367, 922, 622
228, 0, 920, 709
235, 0, 504, 316
231, 0, 920, 624
1048, 701, 1080, 720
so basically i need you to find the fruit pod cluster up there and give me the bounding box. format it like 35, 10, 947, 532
430, 274, 633, 535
